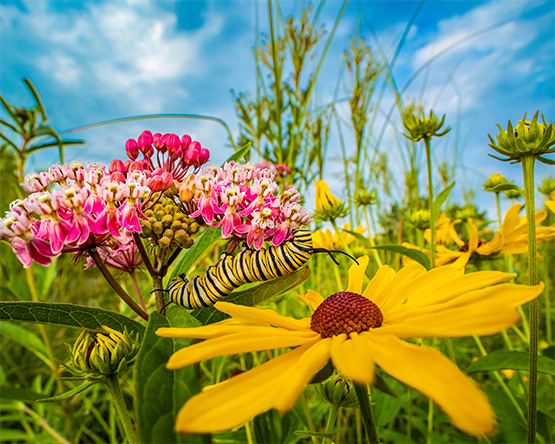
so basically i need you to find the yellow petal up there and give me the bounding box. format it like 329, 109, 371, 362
167, 328, 319, 370
363, 265, 396, 305
330, 333, 375, 385
175, 338, 328, 434
381, 283, 543, 338
346, 255, 369, 294
297, 289, 324, 310
370, 263, 426, 312
156, 321, 246, 339
368, 334, 496, 436
214, 302, 311, 330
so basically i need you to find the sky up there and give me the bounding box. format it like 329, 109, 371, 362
1, 0, 554, 219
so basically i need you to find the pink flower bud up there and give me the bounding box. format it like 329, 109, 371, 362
189, 141, 201, 153
166, 134, 181, 154
152, 167, 165, 177
138, 130, 153, 152
153, 133, 162, 149
199, 148, 210, 165
139, 159, 150, 171
148, 171, 173, 191
144, 146, 155, 158
173, 148, 184, 160
110, 171, 126, 183
181, 134, 192, 149
185, 147, 199, 165
109, 159, 126, 174
125, 139, 139, 160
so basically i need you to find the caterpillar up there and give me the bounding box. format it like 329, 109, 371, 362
167, 228, 352, 309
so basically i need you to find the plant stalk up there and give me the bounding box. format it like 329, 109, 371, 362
424, 137, 436, 268
105, 374, 138, 444
354, 384, 379, 444
522, 154, 539, 444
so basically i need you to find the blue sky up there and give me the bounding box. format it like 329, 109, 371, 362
1, 0, 554, 217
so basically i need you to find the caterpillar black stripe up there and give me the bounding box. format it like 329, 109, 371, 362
168, 228, 353, 310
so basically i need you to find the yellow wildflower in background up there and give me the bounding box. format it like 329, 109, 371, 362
313, 180, 349, 221
312, 223, 365, 250
157, 257, 543, 436
545, 191, 555, 214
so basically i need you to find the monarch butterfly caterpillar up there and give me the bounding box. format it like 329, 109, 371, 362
167, 228, 352, 310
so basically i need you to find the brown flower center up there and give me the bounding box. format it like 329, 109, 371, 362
310, 291, 383, 338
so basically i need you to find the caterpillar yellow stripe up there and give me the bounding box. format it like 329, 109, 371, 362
168, 228, 313, 309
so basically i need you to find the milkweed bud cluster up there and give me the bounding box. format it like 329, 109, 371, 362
140, 197, 199, 250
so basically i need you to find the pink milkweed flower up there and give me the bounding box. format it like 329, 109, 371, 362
60, 185, 97, 244
246, 207, 275, 250
190, 173, 219, 224
21, 171, 53, 193
10, 235, 57, 268
148, 169, 173, 192
214, 185, 246, 237
181, 135, 192, 149
48, 164, 67, 185
138, 130, 153, 153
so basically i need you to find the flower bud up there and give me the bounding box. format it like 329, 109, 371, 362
181, 134, 192, 149
488, 111, 555, 164
137, 130, 153, 153
185, 147, 199, 165
109, 159, 126, 174
353, 188, 378, 206
313, 180, 349, 222
408, 209, 431, 230
166, 134, 181, 154
110, 171, 126, 183
538, 177, 555, 197
198, 148, 210, 165
483, 173, 509, 192
125, 139, 139, 160
314, 376, 358, 408
402, 109, 450, 142
62, 326, 140, 379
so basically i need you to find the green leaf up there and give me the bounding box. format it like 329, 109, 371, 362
309, 359, 334, 384
344, 231, 431, 270
37, 381, 97, 402
373, 371, 398, 398
432, 181, 455, 220
488, 183, 523, 193
0, 386, 45, 403
167, 226, 222, 283
223, 142, 251, 164
0, 429, 31, 442
134, 307, 207, 444
0, 302, 145, 339
0, 322, 51, 367
190, 266, 311, 325
466, 350, 555, 375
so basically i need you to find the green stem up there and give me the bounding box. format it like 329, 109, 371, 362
495, 192, 502, 230
426, 399, 434, 444
322, 404, 340, 444
365, 207, 383, 267
330, 219, 354, 257
105, 374, 138, 444
354, 384, 379, 444
152, 273, 167, 315
522, 154, 539, 444
424, 137, 436, 268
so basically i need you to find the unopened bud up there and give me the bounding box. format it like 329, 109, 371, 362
125, 139, 139, 160
109, 159, 126, 174
137, 130, 153, 152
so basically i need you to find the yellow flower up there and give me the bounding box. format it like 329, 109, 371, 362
312, 223, 365, 250
313, 180, 348, 221
545, 191, 555, 214
156, 257, 543, 436
405, 204, 555, 267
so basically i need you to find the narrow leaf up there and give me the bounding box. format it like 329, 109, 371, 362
134, 307, 206, 444
0, 386, 45, 403
432, 181, 455, 220
344, 231, 431, 269
0, 322, 51, 367
488, 183, 523, 193
167, 226, 222, 283
0, 302, 145, 338
466, 350, 555, 375
37, 381, 97, 402
190, 266, 311, 325
224, 142, 251, 164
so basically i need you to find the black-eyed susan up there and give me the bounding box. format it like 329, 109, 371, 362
156, 256, 543, 436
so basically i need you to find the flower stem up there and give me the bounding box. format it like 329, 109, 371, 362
89, 248, 149, 321
129, 270, 147, 312
152, 273, 167, 315
424, 137, 436, 268
322, 404, 340, 444
105, 374, 138, 444
330, 219, 354, 257
354, 384, 379, 444
522, 154, 539, 444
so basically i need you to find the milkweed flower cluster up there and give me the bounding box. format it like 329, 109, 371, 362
180, 161, 311, 250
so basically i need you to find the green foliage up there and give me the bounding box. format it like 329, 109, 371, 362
466, 350, 555, 376
134, 308, 206, 444
0, 302, 145, 339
